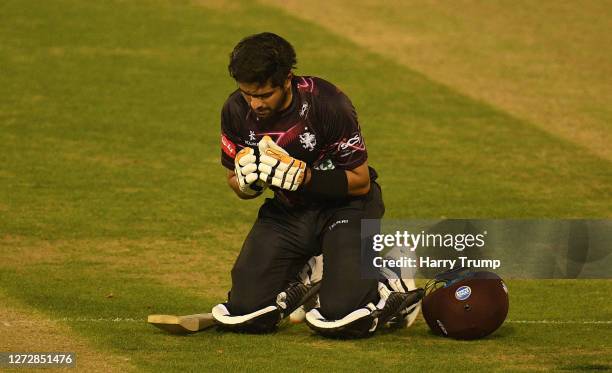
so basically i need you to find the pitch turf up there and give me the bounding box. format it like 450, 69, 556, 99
264, 0, 612, 162
0, 0, 610, 371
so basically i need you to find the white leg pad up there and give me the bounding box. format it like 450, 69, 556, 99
305, 304, 376, 330
211, 303, 278, 326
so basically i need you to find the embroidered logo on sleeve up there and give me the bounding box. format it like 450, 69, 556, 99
221, 134, 236, 158
337, 133, 364, 157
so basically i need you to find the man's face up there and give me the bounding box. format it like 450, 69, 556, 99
238, 77, 291, 119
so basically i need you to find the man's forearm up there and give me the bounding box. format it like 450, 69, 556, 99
346, 169, 370, 196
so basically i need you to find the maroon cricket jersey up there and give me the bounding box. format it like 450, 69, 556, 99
220, 76, 375, 206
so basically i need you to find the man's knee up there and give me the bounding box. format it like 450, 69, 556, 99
219, 261, 281, 333
305, 282, 424, 339
229, 264, 278, 314
318, 296, 355, 321
318, 279, 378, 320
214, 281, 320, 334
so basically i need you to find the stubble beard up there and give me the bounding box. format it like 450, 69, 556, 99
256, 84, 291, 121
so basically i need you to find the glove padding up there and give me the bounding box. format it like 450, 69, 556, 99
258, 135, 287, 155
258, 136, 307, 191
234, 147, 266, 196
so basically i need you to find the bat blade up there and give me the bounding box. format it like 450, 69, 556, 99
147, 313, 215, 334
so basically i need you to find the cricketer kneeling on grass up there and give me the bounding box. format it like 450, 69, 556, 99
212, 32, 423, 338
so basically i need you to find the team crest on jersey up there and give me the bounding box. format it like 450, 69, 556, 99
299, 132, 316, 151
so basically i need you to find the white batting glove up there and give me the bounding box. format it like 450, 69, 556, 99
258, 135, 288, 155
234, 147, 266, 196
257, 137, 307, 191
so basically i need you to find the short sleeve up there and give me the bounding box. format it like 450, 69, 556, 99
220, 102, 241, 170
320, 92, 367, 169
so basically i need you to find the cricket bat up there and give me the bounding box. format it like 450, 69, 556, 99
147, 313, 216, 334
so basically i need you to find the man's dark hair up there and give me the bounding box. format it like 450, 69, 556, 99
229, 32, 297, 87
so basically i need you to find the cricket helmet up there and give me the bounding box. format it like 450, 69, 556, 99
422, 268, 509, 340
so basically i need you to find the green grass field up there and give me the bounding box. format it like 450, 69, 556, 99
1, 0, 611, 371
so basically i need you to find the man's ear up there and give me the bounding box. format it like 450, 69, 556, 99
285, 73, 293, 88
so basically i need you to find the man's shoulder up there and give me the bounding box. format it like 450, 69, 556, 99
221, 90, 249, 136
222, 89, 248, 116
296, 76, 343, 98
296, 76, 353, 114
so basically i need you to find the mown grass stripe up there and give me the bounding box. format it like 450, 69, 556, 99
261, 0, 612, 162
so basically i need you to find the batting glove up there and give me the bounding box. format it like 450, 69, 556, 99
258, 135, 287, 155
257, 136, 307, 191
234, 147, 266, 196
